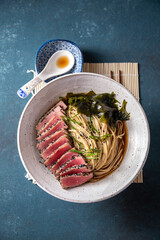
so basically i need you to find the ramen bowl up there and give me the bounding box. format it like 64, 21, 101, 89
17, 73, 150, 203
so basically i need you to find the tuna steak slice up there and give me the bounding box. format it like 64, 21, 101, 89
41, 136, 69, 160
58, 165, 91, 179
60, 172, 93, 188
37, 111, 65, 135
36, 105, 64, 131
36, 101, 67, 131
36, 129, 67, 151
44, 142, 72, 166
57, 101, 67, 110
55, 155, 87, 176
37, 120, 68, 142
51, 149, 79, 174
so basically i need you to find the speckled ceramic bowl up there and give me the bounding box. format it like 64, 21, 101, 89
17, 73, 150, 203
35, 39, 83, 82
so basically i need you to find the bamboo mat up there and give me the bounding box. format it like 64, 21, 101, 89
33, 62, 143, 183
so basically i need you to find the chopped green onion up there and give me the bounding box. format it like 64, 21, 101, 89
89, 148, 101, 152
70, 149, 83, 154
89, 133, 111, 141
84, 153, 99, 156
66, 133, 82, 147
67, 106, 74, 117
89, 115, 100, 135
72, 112, 80, 118
61, 116, 76, 130
65, 115, 82, 125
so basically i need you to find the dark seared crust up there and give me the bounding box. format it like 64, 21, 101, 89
55, 154, 88, 178
37, 129, 66, 143
60, 164, 91, 173
55, 155, 80, 174
37, 120, 61, 138
57, 164, 91, 180
37, 106, 55, 125
45, 142, 71, 160
60, 172, 92, 179
50, 148, 75, 167
41, 135, 70, 154
49, 147, 76, 169
59, 172, 93, 188
37, 113, 64, 135
37, 102, 65, 125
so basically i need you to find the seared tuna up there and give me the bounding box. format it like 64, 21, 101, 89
36, 105, 64, 131
58, 165, 91, 178
37, 120, 68, 142
37, 111, 65, 135
55, 155, 87, 176
36, 101, 67, 131
60, 172, 93, 188
56, 101, 67, 110
51, 149, 79, 174
41, 136, 69, 160
44, 142, 72, 166
36, 129, 67, 151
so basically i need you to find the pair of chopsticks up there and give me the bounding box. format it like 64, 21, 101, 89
110, 70, 122, 84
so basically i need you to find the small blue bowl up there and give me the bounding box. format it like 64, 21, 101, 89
35, 39, 83, 82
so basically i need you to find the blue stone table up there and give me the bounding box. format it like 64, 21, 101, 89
0, 1, 159, 239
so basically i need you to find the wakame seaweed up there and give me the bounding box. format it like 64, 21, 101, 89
62, 90, 130, 127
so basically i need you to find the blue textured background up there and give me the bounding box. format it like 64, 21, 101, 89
0, 0, 160, 239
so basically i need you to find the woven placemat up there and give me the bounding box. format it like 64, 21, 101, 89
83, 63, 142, 183
30, 62, 143, 184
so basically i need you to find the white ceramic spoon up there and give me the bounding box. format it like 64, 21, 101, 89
17, 50, 75, 99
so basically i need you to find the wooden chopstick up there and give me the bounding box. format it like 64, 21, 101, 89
110, 70, 121, 84
118, 70, 121, 84
110, 71, 113, 79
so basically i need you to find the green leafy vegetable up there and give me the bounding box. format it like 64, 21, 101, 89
63, 90, 130, 128
119, 100, 130, 121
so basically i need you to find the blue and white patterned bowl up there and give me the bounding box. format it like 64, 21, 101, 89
35, 39, 83, 82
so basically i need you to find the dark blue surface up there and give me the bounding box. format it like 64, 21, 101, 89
0, 0, 160, 239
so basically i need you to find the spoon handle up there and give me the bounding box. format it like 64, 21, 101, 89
17, 76, 43, 99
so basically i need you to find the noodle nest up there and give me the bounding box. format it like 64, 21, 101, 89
67, 106, 126, 182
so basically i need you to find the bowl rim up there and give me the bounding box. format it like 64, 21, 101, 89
17, 72, 150, 203
35, 39, 83, 74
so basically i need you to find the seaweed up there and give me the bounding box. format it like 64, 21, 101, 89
63, 90, 130, 128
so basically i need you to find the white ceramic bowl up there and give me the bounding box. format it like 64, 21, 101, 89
17, 73, 150, 203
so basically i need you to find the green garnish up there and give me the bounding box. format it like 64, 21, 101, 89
90, 148, 101, 152
89, 115, 100, 135
64, 91, 130, 127
67, 106, 74, 117
89, 133, 111, 141
70, 148, 100, 160
66, 133, 82, 147
72, 112, 80, 118
65, 115, 82, 126
119, 100, 130, 121
61, 116, 76, 130
70, 148, 100, 155
70, 149, 83, 154
84, 153, 99, 156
